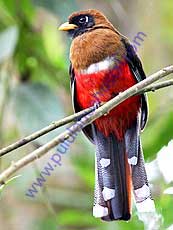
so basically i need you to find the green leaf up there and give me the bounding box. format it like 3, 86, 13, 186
0, 26, 18, 62
11, 83, 65, 144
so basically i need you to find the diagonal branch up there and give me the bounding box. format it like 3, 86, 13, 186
0, 65, 173, 185
0, 106, 94, 157
142, 79, 173, 93
1, 79, 173, 158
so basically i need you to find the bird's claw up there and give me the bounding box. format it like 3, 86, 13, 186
93, 102, 105, 110
93, 102, 100, 110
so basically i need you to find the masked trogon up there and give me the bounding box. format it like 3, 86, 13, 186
59, 9, 155, 221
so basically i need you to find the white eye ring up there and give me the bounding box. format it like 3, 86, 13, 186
79, 16, 89, 24
85, 16, 89, 23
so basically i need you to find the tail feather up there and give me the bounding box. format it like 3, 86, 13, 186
109, 139, 131, 221
132, 140, 149, 193
132, 139, 155, 212
125, 111, 141, 165
92, 125, 132, 221
92, 111, 155, 221
93, 148, 108, 218
125, 114, 155, 213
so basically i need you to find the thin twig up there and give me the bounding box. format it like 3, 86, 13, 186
0, 106, 94, 157
141, 79, 173, 93
1, 79, 173, 158
0, 65, 173, 185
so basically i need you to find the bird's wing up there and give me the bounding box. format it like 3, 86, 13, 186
69, 62, 94, 143
121, 37, 148, 130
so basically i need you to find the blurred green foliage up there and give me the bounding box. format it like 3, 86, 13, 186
0, 0, 173, 230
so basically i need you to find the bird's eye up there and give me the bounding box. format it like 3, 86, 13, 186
79, 16, 89, 24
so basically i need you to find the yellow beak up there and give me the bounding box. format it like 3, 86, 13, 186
58, 22, 78, 31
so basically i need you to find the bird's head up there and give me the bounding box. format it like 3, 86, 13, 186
58, 9, 116, 39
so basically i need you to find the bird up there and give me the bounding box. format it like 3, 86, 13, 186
58, 9, 155, 221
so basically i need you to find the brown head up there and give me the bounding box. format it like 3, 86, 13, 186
59, 9, 125, 71
59, 9, 118, 39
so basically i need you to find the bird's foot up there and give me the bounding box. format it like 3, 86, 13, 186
93, 102, 109, 116
93, 102, 105, 110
